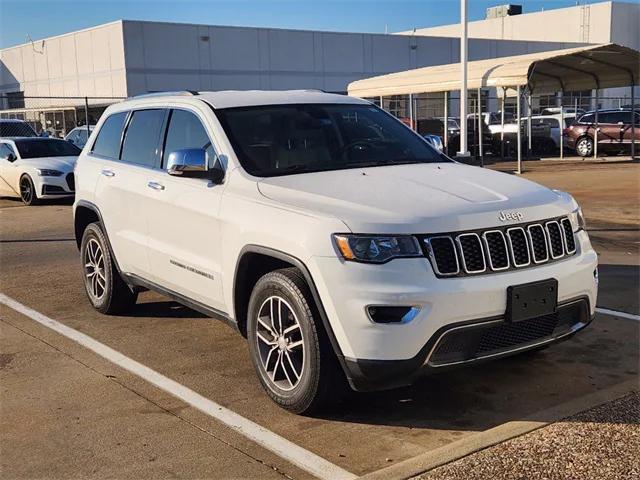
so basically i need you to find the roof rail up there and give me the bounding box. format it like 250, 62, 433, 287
130, 90, 199, 99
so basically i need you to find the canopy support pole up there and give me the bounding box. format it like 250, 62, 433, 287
458, 0, 469, 157
594, 88, 599, 159
560, 98, 564, 160
444, 91, 449, 152
631, 84, 636, 160
526, 91, 532, 158
517, 85, 522, 174
477, 87, 483, 166
500, 88, 505, 160
408, 93, 414, 131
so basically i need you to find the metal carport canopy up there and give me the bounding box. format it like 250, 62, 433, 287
347, 43, 639, 97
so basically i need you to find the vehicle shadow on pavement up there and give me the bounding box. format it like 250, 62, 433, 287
125, 300, 208, 319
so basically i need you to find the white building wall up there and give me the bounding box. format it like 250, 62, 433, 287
0, 21, 127, 106
120, 20, 582, 96
401, 1, 639, 51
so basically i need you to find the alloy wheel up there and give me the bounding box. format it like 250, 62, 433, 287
256, 296, 305, 391
577, 138, 593, 156
20, 177, 33, 204
84, 238, 106, 300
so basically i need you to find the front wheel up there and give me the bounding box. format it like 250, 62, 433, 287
19, 175, 39, 206
247, 268, 344, 414
575, 136, 594, 157
80, 222, 138, 314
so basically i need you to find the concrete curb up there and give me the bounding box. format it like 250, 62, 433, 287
359, 379, 638, 480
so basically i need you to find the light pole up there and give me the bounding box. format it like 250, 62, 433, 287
458, 0, 470, 157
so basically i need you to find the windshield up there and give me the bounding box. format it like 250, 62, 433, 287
215, 103, 449, 177
0, 122, 37, 137
15, 139, 81, 158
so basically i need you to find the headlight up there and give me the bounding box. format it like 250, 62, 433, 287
333, 234, 421, 263
36, 168, 63, 177
568, 207, 586, 232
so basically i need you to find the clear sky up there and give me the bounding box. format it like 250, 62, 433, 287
0, 0, 637, 49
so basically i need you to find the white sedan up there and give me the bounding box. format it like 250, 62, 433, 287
0, 137, 80, 205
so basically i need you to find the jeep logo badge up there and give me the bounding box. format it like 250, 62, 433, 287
498, 211, 524, 222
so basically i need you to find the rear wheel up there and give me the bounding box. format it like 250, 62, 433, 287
19, 175, 39, 206
247, 267, 344, 414
575, 136, 593, 157
80, 222, 138, 314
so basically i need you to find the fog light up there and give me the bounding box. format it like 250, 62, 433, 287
367, 306, 419, 324
594, 267, 599, 285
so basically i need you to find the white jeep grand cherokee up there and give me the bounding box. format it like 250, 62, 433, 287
74, 90, 598, 413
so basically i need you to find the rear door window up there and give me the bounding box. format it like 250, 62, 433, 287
121, 109, 167, 168
162, 109, 215, 168
92, 112, 127, 159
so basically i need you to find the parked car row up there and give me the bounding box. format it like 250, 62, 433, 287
417, 107, 638, 158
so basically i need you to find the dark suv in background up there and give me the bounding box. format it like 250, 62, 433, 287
566, 109, 639, 157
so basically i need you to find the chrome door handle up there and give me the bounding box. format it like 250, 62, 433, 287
101, 169, 115, 177
147, 181, 165, 191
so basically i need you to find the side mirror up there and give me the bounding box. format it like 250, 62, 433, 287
167, 148, 224, 183
423, 134, 444, 152
67, 138, 75, 144
2, 153, 16, 163
40, 131, 49, 138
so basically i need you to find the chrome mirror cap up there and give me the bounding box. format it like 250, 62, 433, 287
167, 148, 208, 176
423, 134, 444, 152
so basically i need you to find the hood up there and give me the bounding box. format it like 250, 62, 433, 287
21, 156, 76, 171
257, 163, 575, 233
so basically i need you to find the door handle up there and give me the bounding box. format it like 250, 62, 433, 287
101, 169, 115, 177
147, 181, 165, 191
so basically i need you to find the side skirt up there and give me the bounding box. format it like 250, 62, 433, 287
122, 273, 239, 333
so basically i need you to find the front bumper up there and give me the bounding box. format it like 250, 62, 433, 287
309, 230, 598, 391
39, 173, 75, 198
345, 297, 592, 391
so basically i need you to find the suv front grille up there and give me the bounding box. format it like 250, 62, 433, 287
422, 216, 577, 278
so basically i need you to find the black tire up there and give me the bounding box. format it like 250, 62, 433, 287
575, 136, 594, 157
19, 174, 39, 206
247, 267, 345, 414
80, 222, 137, 314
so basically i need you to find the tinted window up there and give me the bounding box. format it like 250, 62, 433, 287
93, 112, 127, 159
535, 118, 559, 128
14, 139, 81, 158
579, 113, 594, 124
163, 110, 215, 167
0, 121, 37, 137
121, 109, 166, 168
597, 112, 622, 124
216, 104, 447, 177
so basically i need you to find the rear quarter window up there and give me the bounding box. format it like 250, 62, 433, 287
92, 112, 128, 159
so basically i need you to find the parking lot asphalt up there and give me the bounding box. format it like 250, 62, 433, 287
1, 162, 639, 479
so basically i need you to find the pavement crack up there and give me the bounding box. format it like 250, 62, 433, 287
0, 318, 294, 479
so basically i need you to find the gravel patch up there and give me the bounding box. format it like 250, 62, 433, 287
419, 391, 640, 480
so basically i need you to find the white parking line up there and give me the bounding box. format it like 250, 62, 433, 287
0, 293, 357, 480
595, 307, 640, 322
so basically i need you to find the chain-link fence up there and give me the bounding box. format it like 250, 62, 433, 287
0, 95, 124, 141
367, 91, 638, 161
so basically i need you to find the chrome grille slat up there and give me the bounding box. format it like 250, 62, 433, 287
423, 216, 577, 278
527, 224, 549, 264
506, 227, 531, 267
426, 236, 459, 276
456, 233, 486, 273
482, 230, 509, 271
546, 221, 565, 259
560, 218, 577, 254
